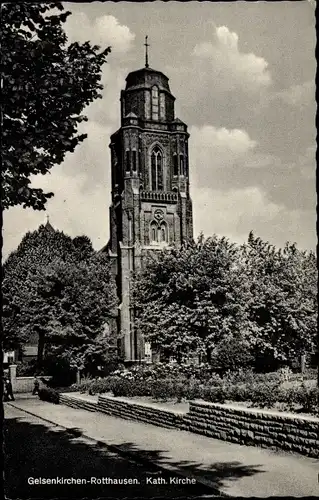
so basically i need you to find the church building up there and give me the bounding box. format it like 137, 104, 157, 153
105, 40, 193, 363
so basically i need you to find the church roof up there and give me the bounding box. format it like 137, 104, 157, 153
125, 67, 171, 93
44, 218, 55, 232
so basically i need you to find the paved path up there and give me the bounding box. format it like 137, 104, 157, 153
6, 397, 319, 498
4, 404, 213, 499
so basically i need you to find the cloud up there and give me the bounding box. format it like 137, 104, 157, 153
192, 185, 315, 250
187, 122, 316, 249
192, 26, 272, 92
65, 12, 135, 53
84, 64, 129, 126
167, 25, 273, 129
193, 186, 280, 242
2, 119, 113, 260
275, 80, 314, 107
299, 145, 316, 180
189, 125, 258, 189
3, 164, 110, 261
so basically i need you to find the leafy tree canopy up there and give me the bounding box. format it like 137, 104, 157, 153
133, 232, 317, 369
133, 235, 249, 361
3, 223, 118, 373
2, 2, 111, 210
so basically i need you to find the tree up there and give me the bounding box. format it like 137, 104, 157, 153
133, 231, 317, 371
133, 235, 250, 362
3, 224, 117, 374
240, 232, 317, 370
2, 3, 111, 210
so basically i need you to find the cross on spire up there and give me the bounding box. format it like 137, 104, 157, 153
144, 35, 149, 68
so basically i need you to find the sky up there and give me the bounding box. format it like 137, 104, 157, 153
3, 1, 317, 258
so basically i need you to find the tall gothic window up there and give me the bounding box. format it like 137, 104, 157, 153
150, 221, 157, 243
150, 221, 168, 244
160, 93, 166, 120
145, 91, 151, 119
151, 86, 159, 120
179, 154, 184, 176
151, 146, 163, 191
125, 150, 130, 172
132, 150, 137, 171
173, 153, 178, 176
160, 222, 167, 243
184, 155, 188, 177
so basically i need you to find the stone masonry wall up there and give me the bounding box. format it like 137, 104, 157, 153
58, 394, 319, 458
59, 394, 98, 413
98, 395, 185, 430
12, 376, 52, 393
186, 401, 319, 459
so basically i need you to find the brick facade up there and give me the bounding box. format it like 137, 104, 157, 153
104, 66, 193, 362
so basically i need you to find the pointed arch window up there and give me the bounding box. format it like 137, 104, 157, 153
152, 86, 159, 121
179, 154, 184, 176
125, 150, 131, 172
150, 221, 168, 244
160, 222, 167, 243
145, 90, 151, 119
173, 153, 178, 176
150, 221, 157, 243
160, 93, 166, 120
151, 146, 163, 191
184, 155, 188, 177
132, 150, 137, 172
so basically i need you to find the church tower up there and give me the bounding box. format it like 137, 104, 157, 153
107, 40, 193, 362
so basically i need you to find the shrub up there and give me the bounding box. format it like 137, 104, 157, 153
247, 381, 281, 409
207, 373, 223, 386
111, 361, 215, 384
206, 385, 228, 404
149, 379, 176, 400
282, 384, 319, 414
184, 380, 203, 400
210, 338, 254, 374
223, 369, 255, 385
227, 383, 250, 402
299, 386, 319, 413
38, 387, 59, 404
223, 369, 281, 386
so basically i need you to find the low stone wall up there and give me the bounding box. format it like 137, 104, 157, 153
59, 394, 97, 413
12, 376, 52, 393
186, 401, 319, 459
98, 395, 186, 430
57, 394, 319, 458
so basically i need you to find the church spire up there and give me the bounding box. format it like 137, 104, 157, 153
44, 214, 54, 232
144, 35, 149, 68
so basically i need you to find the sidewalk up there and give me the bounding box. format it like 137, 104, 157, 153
7, 397, 319, 498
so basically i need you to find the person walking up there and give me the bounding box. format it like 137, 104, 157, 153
4, 377, 15, 401
32, 377, 40, 395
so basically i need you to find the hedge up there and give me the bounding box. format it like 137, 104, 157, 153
70, 375, 318, 415
38, 387, 60, 404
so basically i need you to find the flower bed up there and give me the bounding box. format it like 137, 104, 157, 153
69, 366, 318, 416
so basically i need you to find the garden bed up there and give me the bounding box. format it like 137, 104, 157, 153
68, 367, 318, 417
66, 390, 318, 419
